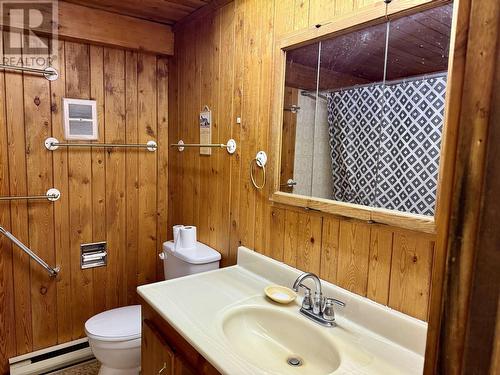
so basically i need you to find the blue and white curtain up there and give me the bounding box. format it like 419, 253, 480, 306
327, 74, 446, 216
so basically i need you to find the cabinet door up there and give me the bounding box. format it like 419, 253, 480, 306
142, 320, 175, 375
173, 357, 196, 375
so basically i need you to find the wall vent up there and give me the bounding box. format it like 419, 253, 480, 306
63, 98, 98, 140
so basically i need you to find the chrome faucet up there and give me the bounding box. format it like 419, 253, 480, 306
292, 272, 345, 327
292, 272, 323, 314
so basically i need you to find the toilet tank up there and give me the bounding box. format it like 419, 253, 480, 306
162, 241, 221, 280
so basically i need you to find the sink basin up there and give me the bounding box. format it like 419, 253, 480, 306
221, 305, 341, 374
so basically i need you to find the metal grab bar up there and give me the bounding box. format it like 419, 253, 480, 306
0, 188, 61, 202
170, 139, 237, 154
0, 65, 59, 81
45, 137, 157, 152
0, 226, 60, 277
173, 143, 226, 147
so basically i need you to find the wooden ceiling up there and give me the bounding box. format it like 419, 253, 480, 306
286, 4, 453, 90
63, 0, 211, 25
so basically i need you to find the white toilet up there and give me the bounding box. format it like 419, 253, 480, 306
85, 240, 221, 374
85, 306, 142, 375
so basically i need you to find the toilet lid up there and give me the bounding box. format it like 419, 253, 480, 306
85, 305, 141, 341
163, 241, 221, 264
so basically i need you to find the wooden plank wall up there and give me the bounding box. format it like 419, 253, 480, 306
168, 0, 436, 322
0, 38, 168, 372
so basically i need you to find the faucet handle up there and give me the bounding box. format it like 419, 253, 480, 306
329, 298, 346, 308
296, 283, 312, 310
322, 298, 346, 322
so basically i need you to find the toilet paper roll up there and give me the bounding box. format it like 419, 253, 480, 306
173, 225, 184, 249
179, 226, 197, 249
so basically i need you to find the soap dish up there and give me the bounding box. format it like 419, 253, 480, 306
264, 285, 297, 304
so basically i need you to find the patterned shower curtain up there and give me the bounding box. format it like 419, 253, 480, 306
327, 74, 447, 216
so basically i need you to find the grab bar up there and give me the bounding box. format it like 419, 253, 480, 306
0, 64, 58, 81
170, 139, 237, 154
44, 137, 157, 152
0, 188, 61, 202
0, 226, 60, 277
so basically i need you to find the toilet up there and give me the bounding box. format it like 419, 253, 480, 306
85, 306, 142, 375
85, 241, 221, 374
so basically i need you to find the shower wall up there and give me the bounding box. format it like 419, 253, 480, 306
292, 93, 333, 199
292, 94, 314, 196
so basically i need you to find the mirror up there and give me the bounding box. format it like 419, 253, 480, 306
279, 3, 453, 218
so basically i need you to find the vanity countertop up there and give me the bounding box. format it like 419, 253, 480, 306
137, 247, 427, 375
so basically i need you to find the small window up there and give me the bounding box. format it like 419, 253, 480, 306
63, 98, 98, 140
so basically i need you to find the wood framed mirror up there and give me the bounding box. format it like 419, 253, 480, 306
271, 0, 456, 235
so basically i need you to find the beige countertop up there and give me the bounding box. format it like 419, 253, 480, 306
138, 247, 426, 375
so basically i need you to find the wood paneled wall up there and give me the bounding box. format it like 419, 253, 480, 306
168, 0, 436, 322
0, 38, 168, 372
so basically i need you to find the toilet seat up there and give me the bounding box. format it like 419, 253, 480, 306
85, 305, 141, 342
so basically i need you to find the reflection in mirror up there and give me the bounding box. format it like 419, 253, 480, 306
281, 43, 320, 195
379, 5, 452, 216
318, 22, 387, 206
279, 3, 453, 217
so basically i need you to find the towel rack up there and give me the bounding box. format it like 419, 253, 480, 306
44, 138, 157, 152
170, 139, 237, 154
250, 151, 267, 189
0, 188, 61, 202
0, 226, 60, 277
0, 64, 58, 81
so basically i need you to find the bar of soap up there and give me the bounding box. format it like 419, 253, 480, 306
264, 285, 297, 304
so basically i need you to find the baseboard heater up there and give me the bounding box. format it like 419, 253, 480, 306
9, 338, 94, 375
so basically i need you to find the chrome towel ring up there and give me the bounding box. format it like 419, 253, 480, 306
251, 151, 267, 190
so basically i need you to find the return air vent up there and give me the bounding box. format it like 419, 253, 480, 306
63, 98, 98, 140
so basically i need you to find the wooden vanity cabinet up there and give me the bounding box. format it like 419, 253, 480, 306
142, 320, 176, 374
141, 300, 221, 375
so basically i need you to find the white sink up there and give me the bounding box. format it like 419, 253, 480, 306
138, 247, 427, 375
221, 305, 341, 374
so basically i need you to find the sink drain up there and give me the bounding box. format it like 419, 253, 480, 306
287, 356, 303, 367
